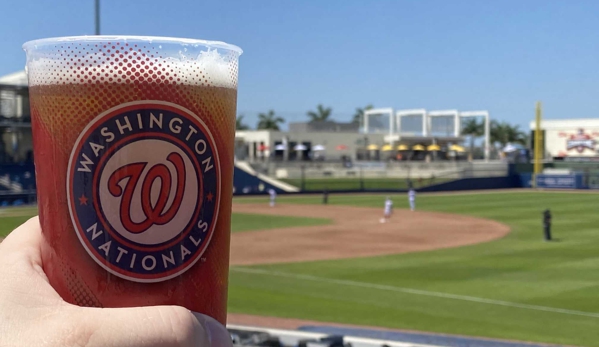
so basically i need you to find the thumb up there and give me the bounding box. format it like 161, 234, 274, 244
75, 305, 232, 347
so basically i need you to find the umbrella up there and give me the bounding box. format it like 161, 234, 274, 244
450, 144, 466, 153
312, 144, 326, 151
335, 144, 348, 150
294, 144, 307, 151
397, 144, 409, 151
274, 144, 286, 150
366, 144, 380, 150
412, 144, 425, 151
427, 144, 441, 151
381, 144, 394, 151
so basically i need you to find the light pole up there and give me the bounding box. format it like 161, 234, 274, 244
95, 0, 101, 35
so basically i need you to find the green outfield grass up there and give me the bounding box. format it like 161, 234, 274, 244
230, 192, 599, 346
231, 213, 331, 233
280, 177, 451, 191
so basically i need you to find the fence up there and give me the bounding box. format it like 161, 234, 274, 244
274, 161, 509, 192
0, 160, 516, 200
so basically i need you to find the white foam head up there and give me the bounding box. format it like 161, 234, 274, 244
24, 35, 241, 88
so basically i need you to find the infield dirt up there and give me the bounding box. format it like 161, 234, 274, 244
230, 203, 510, 266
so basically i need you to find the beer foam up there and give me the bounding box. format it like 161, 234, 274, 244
24, 36, 241, 89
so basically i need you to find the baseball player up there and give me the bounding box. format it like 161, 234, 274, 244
268, 188, 277, 207
408, 188, 416, 211
380, 196, 393, 223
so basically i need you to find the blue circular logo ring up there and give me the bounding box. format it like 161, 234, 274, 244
67, 101, 220, 283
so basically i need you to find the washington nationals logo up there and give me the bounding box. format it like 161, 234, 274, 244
67, 101, 221, 283
108, 152, 186, 234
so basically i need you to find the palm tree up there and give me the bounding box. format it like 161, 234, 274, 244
491, 121, 527, 148
505, 123, 527, 145
461, 118, 484, 153
236, 114, 249, 130
352, 104, 374, 125
307, 104, 332, 122
257, 110, 285, 130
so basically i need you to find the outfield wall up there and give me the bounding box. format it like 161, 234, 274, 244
263, 161, 509, 180
418, 176, 520, 192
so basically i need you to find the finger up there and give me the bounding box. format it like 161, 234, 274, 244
0, 216, 61, 300
0, 216, 43, 257
0, 216, 47, 279
78, 305, 231, 347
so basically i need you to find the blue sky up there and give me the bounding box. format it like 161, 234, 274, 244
2, 0, 599, 130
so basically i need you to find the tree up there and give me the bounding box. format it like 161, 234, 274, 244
490, 121, 527, 147
257, 110, 285, 130
461, 118, 484, 152
236, 114, 249, 130
352, 104, 374, 125
307, 104, 332, 122
505, 123, 527, 145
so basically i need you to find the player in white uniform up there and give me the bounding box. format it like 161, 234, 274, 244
380, 196, 393, 223
268, 188, 277, 207
408, 189, 416, 211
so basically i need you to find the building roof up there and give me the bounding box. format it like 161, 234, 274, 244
528, 118, 599, 130
289, 121, 359, 133
0, 70, 28, 87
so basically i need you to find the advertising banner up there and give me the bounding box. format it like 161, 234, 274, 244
535, 174, 581, 189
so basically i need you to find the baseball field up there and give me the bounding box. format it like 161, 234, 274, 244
2, 191, 599, 346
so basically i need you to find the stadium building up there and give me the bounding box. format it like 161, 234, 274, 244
1, 70, 493, 168
529, 118, 599, 161
0, 69, 503, 198
235, 108, 492, 163
0, 71, 35, 203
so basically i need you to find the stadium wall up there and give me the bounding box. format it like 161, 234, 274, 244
418, 175, 520, 192
0, 163, 36, 205
417, 163, 521, 192
233, 164, 295, 195
233, 163, 523, 195
0, 162, 528, 204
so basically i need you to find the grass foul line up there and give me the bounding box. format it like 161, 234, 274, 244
231, 267, 599, 319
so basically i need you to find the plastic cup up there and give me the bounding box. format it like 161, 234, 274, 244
23, 35, 241, 323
